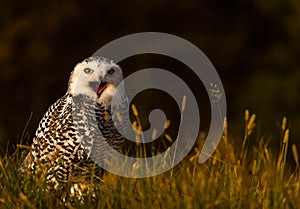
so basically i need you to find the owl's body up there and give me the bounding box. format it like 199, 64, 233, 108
24, 56, 128, 189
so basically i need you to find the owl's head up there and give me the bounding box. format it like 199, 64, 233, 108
68, 56, 124, 105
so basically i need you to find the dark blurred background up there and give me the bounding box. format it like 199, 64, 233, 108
1, 0, 300, 154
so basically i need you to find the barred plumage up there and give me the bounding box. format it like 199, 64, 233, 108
23, 56, 128, 190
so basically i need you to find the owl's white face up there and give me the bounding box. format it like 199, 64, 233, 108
68, 56, 124, 106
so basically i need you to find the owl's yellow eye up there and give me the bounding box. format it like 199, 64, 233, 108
84, 68, 94, 74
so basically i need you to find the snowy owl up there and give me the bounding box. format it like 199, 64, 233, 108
23, 56, 128, 189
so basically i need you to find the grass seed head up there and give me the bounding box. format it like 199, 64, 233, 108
247, 114, 256, 134
131, 104, 138, 117
283, 129, 289, 144
245, 109, 250, 121
164, 120, 171, 129
164, 134, 173, 143
281, 117, 287, 132
292, 144, 299, 167
152, 129, 157, 140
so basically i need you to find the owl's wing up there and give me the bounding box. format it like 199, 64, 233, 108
23, 94, 71, 169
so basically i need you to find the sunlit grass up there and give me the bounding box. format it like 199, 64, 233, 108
1, 110, 300, 208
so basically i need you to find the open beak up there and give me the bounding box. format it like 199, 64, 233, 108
97, 82, 107, 96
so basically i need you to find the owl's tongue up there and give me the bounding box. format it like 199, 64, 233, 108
97, 82, 107, 95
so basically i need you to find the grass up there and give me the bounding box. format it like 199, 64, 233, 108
1, 109, 300, 208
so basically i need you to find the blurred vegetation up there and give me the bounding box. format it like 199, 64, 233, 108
0, 0, 300, 156
1, 111, 300, 208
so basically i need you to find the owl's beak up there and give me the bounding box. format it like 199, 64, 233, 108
97, 82, 107, 96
